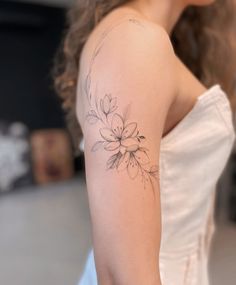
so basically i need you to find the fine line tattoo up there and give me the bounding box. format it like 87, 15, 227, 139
84, 18, 159, 190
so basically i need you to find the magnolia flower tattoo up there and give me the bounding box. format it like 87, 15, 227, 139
84, 18, 159, 190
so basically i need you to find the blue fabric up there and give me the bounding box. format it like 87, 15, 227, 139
78, 249, 98, 285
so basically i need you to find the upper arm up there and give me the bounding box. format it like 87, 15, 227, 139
79, 20, 177, 285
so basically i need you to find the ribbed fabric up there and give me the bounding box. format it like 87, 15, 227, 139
78, 84, 236, 285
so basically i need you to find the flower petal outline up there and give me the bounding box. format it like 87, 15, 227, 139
111, 113, 124, 138
110, 98, 117, 112
100, 128, 117, 142
104, 141, 120, 151
122, 122, 137, 139
103, 94, 110, 114
134, 150, 150, 165
128, 155, 139, 179
121, 137, 139, 147
117, 152, 130, 171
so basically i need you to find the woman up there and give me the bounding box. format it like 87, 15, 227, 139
54, 0, 236, 284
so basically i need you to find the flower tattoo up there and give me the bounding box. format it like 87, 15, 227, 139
100, 94, 118, 117
86, 93, 159, 189
84, 18, 159, 190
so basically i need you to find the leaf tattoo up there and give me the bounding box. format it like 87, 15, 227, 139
84, 18, 159, 191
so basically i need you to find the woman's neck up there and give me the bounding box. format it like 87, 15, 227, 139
122, 0, 186, 34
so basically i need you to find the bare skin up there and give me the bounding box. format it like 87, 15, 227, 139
76, 0, 216, 284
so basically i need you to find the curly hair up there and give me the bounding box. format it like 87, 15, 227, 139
53, 0, 236, 155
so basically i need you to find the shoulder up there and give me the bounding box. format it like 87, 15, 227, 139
122, 17, 174, 53
90, 16, 176, 68
80, 15, 177, 162
86, 16, 178, 92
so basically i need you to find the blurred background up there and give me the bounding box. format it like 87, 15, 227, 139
0, 1, 236, 285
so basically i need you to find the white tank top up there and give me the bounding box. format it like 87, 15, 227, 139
78, 84, 236, 285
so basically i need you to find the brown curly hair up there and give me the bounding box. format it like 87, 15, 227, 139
53, 0, 236, 156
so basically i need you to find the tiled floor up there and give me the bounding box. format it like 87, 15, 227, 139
0, 172, 235, 285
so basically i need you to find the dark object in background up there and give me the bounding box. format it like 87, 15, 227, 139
0, 1, 66, 134
30, 129, 74, 185
0, 1, 85, 173
0, 121, 33, 192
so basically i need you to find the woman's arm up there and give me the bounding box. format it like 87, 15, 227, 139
80, 20, 178, 285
